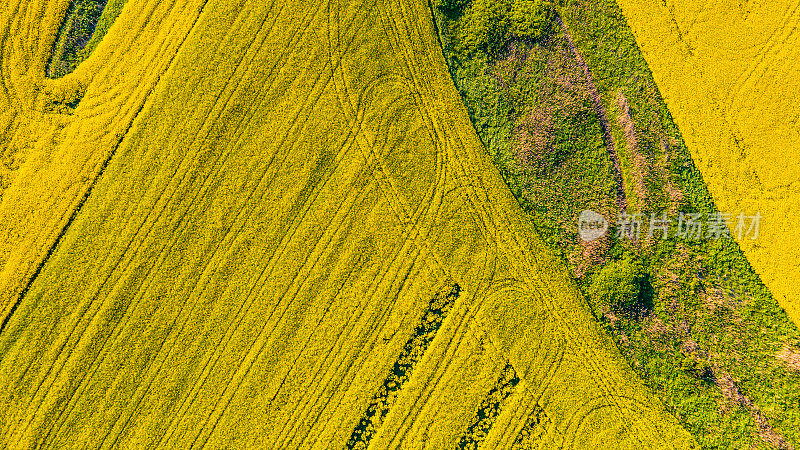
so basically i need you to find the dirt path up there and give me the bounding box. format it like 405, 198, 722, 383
556, 14, 628, 212
715, 369, 794, 449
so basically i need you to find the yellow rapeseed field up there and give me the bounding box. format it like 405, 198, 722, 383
615, 0, 800, 325
0, 0, 697, 447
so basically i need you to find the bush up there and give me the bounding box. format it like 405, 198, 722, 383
509, 0, 553, 40
458, 0, 511, 55
680, 353, 714, 381
589, 255, 648, 311
433, 0, 470, 12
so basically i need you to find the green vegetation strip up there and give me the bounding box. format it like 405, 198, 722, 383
457, 363, 520, 449
346, 284, 460, 449
47, 0, 128, 79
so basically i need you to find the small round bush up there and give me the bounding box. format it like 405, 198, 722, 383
509, 0, 553, 41
588, 256, 648, 311
458, 0, 511, 55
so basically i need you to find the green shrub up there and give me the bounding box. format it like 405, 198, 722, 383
588, 255, 648, 311
458, 0, 511, 55
680, 353, 714, 381
509, 0, 553, 40
433, 0, 470, 12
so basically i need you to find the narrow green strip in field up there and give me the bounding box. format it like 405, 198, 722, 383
47, 0, 128, 78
